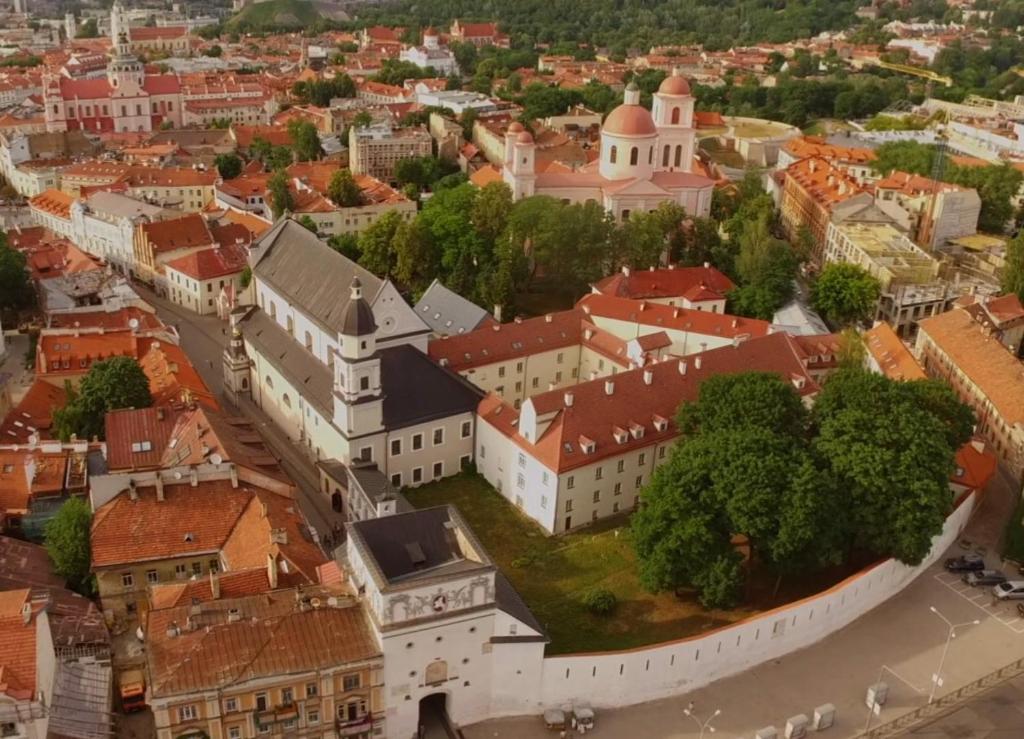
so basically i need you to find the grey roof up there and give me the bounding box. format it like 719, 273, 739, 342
47, 661, 113, 739
250, 219, 383, 336
85, 190, 169, 221
380, 344, 482, 429
349, 505, 493, 585
494, 572, 548, 642
348, 462, 397, 503
240, 308, 481, 431
240, 308, 334, 417
414, 279, 493, 336
341, 278, 377, 336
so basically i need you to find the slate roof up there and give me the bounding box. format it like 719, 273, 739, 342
249, 219, 382, 336
348, 505, 493, 586
414, 279, 494, 336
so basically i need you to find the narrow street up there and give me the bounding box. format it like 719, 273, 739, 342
133, 286, 348, 548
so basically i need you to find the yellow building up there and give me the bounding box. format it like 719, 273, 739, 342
146, 586, 384, 739
916, 307, 1024, 478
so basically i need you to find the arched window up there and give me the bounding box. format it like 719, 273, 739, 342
662, 145, 670, 167
282, 393, 291, 408
671, 107, 680, 125
648, 147, 653, 164
609, 146, 617, 164
674, 145, 682, 168
629, 147, 638, 165
265, 375, 273, 390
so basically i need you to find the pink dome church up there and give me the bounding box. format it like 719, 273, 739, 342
502, 70, 712, 220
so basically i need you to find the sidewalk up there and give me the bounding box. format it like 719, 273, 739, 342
465, 471, 1024, 739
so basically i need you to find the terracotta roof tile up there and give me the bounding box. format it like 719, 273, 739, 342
592, 265, 734, 301
139, 213, 215, 254
164, 243, 247, 281
0, 381, 68, 444
104, 407, 180, 472
0, 590, 36, 700
865, 322, 925, 380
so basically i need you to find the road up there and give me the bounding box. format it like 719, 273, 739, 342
134, 287, 348, 548
465, 467, 1024, 739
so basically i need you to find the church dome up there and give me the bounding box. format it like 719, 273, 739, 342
507, 121, 524, 134
516, 131, 534, 144
658, 73, 692, 96
602, 104, 657, 137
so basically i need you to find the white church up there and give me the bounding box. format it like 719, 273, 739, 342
502, 71, 715, 219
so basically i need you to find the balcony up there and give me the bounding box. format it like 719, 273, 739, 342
334, 713, 373, 736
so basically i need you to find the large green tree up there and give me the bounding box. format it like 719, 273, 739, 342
287, 120, 322, 162
44, 498, 92, 593
811, 263, 882, 327
811, 369, 974, 565
268, 170, 293, 219
729, 215, 798, 319
214, 153, 243, 180
0, 237, 33, 311
357, 210, 404, 276
1003, 232, 1024, 302
53, 357, 152, 441
327, 169, 364, 207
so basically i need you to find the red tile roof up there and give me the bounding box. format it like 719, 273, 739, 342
592, 265, 735, 301
429, 310, 587, 371
783, 135, 876, 165
48, 307, 164, 331
148, 568, 272, 610
104, 407, 180, 472
57, 76, 113, 100
0, 589, 37, 700
0, 453, 31, 515
141, 75, 182, 95
137, 338, 219, 411
875, 170, 966, 196
479, 331, 819, 472
164, 243, 247, 281
0, 381, 68, 444
37, 331, 138, 377
577, 293, 770, 340
27, 189, 74, 220
953, 441, 997, 493
139, 213, 215, 254
865, 322, 925, 381
784, 157, 863, 209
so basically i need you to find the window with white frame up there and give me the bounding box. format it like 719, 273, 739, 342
178, 705, 197, 721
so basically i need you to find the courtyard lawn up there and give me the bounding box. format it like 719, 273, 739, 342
404, 473, 753, 654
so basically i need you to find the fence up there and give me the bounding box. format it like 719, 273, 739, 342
856, 656, 1024, 738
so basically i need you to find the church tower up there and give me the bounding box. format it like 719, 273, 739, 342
651, 69, 696, 173
332, 278, 385, 450
501, 121, 536, 200
223, 319, 252, 399
108, 1, 144, 98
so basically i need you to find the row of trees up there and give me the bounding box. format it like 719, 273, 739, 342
633, 368, 974, 608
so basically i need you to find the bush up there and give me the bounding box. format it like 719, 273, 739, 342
581, 587, 617, 616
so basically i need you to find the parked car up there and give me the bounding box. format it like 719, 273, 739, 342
963, 570, 1007, 586
992, 580, 1024, 600
945, 553, 985, 572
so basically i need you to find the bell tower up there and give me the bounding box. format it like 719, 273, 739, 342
332, 278, 384, 445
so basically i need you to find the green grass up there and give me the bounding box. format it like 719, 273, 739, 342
225, 0, 323, 31
404, 473, 753, 654
1002, 496, 1024, 563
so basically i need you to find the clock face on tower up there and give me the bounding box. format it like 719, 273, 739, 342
432, 594, 448, 612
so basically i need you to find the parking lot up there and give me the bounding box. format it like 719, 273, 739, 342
932, 568, 1024, 635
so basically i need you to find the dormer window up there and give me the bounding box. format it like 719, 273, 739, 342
653, 415, 668, 432
612, 427, 628, 444
629, 422, 645, 440
579, 435, 596, 454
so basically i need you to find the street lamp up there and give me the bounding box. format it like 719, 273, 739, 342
928, 605, 980, 704
684, 702, 721, 739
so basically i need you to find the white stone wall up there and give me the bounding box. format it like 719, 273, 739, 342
524, 493, 976, 713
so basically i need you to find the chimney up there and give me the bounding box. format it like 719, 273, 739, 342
703, 261, 710, 269
156, 407, 164, 421
545, 314, 553, 323
731, 319, 738, 328
267, 553, 278, 589
128, 478, 138, 502
492, 324, 501, 332
155, 475, 165, 502
564, 391, 574, 407
622, 265, 631, 277
695, 355, 703, 370
699, 342, 707, 352
584, 328, 594, 340
21, 601, 30, 625
210, 570, 221, 600
668, 263, 676, 271
229, 465, 238, 488
189, 466, 198, 487
514, 316, 523, 324
643, 369, 653, 385
493, 304, 502, 323
604, 380, 615, 396
678, 360, 688, 375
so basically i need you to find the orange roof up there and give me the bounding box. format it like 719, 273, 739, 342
952, 441, 998, 492
231, 125, 292, 149
918, 308, 1024, 426
593, 265, 734, 301
469, 164, 503, 187
137, 338, 219, 411
219, 208, 272, 238
784, 135, 876, 165
0, 454, 31, 515
37, 331, 138, 376
875, 170, 965, 196
124, 166, 217, 188
479, 331, 819, 473
865, 322, 925, 380
0, 589, 36, 700
577, 293, 770, 340
0, 381, 68, 444
139, 213, 215, 254
429, 310, 587, 371
785, 157, 862, 209
48, 307, 164, 331
104, 407, 180, 472
148, 568, 272, 610
27, 189, 74, 220
164, 243, 247, 281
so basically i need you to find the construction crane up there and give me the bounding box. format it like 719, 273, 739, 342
918, 133, 948, 251
862, 58, 954, 87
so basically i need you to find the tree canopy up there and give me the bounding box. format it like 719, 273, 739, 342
0, 235, 33, 312
53, 357, 153, 442
633, 367, 973, 607
214, 153, 243, 180
45, 498, 92, 593
287, 120, 322, 162
327, 169, 364, 207
811, 263, 881, 327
